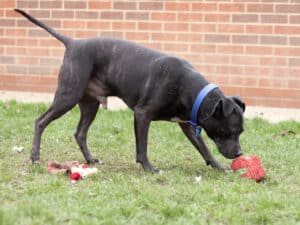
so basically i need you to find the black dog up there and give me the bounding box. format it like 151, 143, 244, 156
15, 9, 245, 172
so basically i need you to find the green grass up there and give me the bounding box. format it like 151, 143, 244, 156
0, 101, 299, 225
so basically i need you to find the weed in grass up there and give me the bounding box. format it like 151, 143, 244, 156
0, 101, 299, 225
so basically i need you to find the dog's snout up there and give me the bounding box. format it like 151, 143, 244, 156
235, 150, 243, 158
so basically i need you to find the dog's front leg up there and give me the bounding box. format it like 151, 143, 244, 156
179, 123, 227, 171
134, 108, 158, 173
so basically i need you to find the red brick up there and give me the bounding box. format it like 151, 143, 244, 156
27, 48, 50, 57
88, 1, 112, 10
261, 0, 289, 2
100, 12, 124, 20
287, 79, 300, 89
0, 38, 15, 45
247, 4, 274, 12
39, 57, 62, 67
18, 57, 39, 65
216, 66, 243, 75
40, 1, 62, 8
0, 1, 15, 8
289, 58, 300, 67
125, 32, 149, 41
6, 47, 27, 56
5, 29, 27, 37
164, 23, 189, 32
219, 4, 245, 12
0, 19, 15, 27
151, 13, 176, 21
218, 24, 244, 33
191, 24, 216, 32
191, 3, 217, 11
64, 1, 87, 9
52, 11, 74, 19
204, 55, 230, 64
113, 22, 136, 30
217, 46, 244, 55
76, 11, 98, 19
232, 35, 258, 44
16, 39, 38, 47
246, 46, 273, 55
245, 25, 273, 34
87, 21, 110, 30
274, 47, 300, 56
261, 15, 287, 24
290, 15, 300, 24
260, 36, 287, 45
6, 10, 21, 18
276, 4, 300, 13
259, 57, 287, 66
205, 14, 230, 22
138, 22, 162, 31
17, 1, 38, 8
100, 31, 123, 39
7, 65, 27, 75
29, 30, 50, 38
230, 76, 258, 87
75, 31, 99, 38
232, 56, 259, 65
232, 14, 258, 23
165, 2, 190, 11
151, 33, 176, 41
177, 13, 203, 22
205, 34, 230, 43
63, 20, 86, 29
113, 1, 136, 10
126, 12, 149, 20
0, 56, 15, 64
27, 66, 53, 76
139, 2, 163, 11
163, 43, 189, 52
177, 33, 202, 42
275, 26, 300, 35
190, 44, 216, 53
290, 37, 300, 46
39, 39, 62, 47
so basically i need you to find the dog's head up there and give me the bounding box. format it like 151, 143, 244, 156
201, 96, 246, 159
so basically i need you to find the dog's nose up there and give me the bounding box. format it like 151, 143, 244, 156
235, 150, 243, 158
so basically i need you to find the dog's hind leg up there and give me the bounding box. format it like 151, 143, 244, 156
31, 102, 78, 164
31, 58, 92, 164
74, 96, 102, 164
178, 123, 227, 171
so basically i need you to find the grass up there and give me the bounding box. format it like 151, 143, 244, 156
0, 101, 299, 225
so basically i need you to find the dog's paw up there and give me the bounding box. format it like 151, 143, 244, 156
87, 158, 104, 165
32, 160, 40, 166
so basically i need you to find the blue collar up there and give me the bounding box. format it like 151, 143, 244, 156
189, 83, 218, 137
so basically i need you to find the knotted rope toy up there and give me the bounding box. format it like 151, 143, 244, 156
231, 155, 266, 182
47, 161, 98, 184
69, 163, 98, 184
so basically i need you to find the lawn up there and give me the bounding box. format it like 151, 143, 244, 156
0, 101, 299, 225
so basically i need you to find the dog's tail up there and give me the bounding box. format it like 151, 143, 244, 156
14, 9, 71, 47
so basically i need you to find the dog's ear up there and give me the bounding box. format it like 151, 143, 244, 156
209, 98, 234, 119
231, 96, 246, 113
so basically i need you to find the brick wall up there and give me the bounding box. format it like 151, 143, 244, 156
0, 0, 299, 108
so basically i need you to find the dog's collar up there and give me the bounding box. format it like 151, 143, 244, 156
189, 83, 218, 137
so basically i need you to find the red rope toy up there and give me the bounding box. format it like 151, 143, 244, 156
231, 155, 266, 182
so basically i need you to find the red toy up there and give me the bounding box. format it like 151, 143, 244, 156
231, 156, 266, 182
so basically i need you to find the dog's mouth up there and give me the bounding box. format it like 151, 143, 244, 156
217, 144, 243, 159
